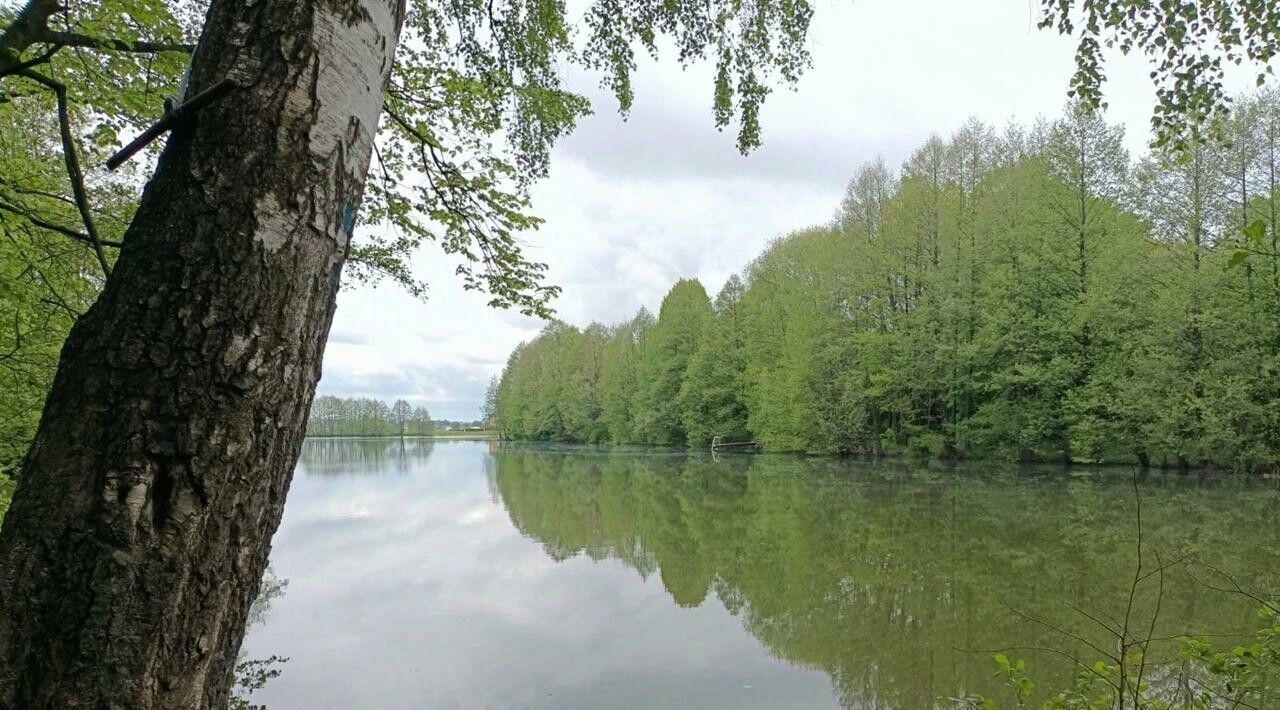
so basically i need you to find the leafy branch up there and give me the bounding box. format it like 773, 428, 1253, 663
14, 67, 111, 276
1041, 0, 1280, 151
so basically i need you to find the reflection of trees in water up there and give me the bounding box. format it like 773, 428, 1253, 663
490, 448, 1280, 708
299, 437, 435, 476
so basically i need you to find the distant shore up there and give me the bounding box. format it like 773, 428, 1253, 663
305, 431, 497, 440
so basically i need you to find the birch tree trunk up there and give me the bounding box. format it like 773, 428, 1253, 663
0, 0, 404, 706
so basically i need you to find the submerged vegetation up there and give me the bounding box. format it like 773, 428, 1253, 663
493, 98, 1280, 470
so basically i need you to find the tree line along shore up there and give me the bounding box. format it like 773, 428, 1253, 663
491, 99, 1280, 472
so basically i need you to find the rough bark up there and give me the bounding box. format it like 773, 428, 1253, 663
0, 0, 404, 707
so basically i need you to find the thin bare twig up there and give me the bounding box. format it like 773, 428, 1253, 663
954, 644, 1121, 691
998, 601, 1119, 666
1135, 552, 1192, 585
1187, 561, 1278, 612
1134, 547, 1167, 706
1118, 469, 1144, 708
1067, 601, 1123, 638
1187, 676, 1266, 710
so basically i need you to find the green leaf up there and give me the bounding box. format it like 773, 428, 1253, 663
1244, 219, 1267, 244
1226, 250, 1251, 270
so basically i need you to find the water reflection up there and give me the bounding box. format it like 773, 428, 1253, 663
233, 569, 289, 709
299, 437, 435, 476
489, 445, 1280, 708
244, 440, 1280, 709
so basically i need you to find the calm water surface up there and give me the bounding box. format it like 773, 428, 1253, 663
241, 439, 1280, 709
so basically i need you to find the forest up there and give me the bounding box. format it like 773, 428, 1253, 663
305, 396, 435, 437
493, 98, 1280, 470
1, 0, 1277, 705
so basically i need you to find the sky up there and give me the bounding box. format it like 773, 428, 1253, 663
316, 0, 1246, 421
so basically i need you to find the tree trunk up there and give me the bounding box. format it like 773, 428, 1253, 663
0, 0, 404, 707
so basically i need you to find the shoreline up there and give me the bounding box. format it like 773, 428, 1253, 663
305, 432, 497, 440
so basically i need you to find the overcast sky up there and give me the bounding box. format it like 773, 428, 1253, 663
317, 0, 1250, 421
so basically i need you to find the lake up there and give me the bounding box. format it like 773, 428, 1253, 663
241, 439, 1280, 709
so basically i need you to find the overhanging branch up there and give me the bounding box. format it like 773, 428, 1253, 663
36, 30, 194, 56
1, 0, 193, 77
0, 41, 61, 77
0, 197, 124, 249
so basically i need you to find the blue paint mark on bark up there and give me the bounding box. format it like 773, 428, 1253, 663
341, 204, 357, 236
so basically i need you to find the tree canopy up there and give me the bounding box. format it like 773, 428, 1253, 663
493, 96, 1280, 470
0, 0, 814, 316
0, 0, 1277, 321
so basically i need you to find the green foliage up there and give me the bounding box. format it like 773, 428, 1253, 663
496, 284, 712, 447
1175, 604, 1280, 709
2, 0, 1274, 321
680, 276, 751, 447
1040, 0, 1280, 152
480, 376, 500, 428
1, 0, 815, 320
227, 655, 287, 710
0, 94, 115, 471
1, 0, 1278, 471
330, 0, 814, 314
960, 603, 1280, 709
992, 653, 1036, 707
495, 98, 1280, 469
633, 279, 713, 446
597, 309, 654, 444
